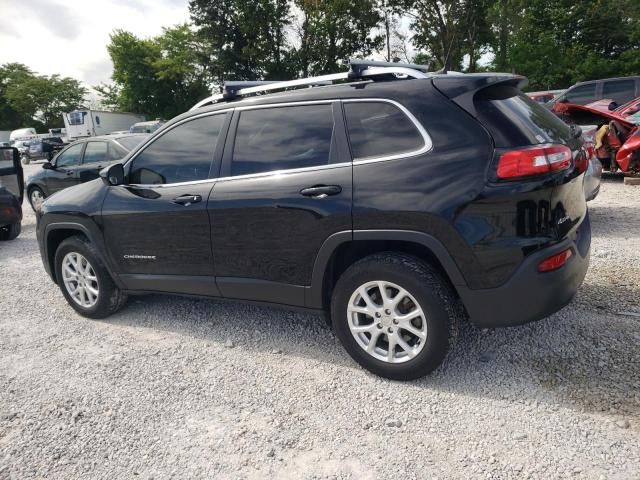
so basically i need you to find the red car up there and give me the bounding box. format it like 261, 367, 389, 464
557, 102, 640, 174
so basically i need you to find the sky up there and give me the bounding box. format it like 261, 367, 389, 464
0, 0, 190, 86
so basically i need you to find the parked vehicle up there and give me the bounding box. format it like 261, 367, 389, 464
557, 102, 640, 174
36, 60, 591, 380
63, 110, 145, 140
129, 120, 165, 134
9, 128, 37, 143
552, 76, 640, 113
0, 147, 23, 241
26, 133, 148, 211
22, 137, 65, 164
527, 89, 564, 104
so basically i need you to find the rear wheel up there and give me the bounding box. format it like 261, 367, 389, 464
331, 253, 461, 380
0, 222, 21, 241
54, 236, 127, 319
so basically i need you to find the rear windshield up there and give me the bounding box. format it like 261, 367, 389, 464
475, 85, 571, 147
116, 135, 147, 151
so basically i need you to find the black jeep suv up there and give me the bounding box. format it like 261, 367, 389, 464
36, 61, 591, 380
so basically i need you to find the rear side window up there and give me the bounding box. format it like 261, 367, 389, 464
130, 114, 225, 184
344, 102, 424, 159
602, 79, 636, 104
231, 104, 334, 176
564, 84, 596, 104
475, 85, 571, 147
83, 142, 109, 164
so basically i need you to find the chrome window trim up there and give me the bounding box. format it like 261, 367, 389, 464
125, 98, 432, 188
342, 98, 432, 165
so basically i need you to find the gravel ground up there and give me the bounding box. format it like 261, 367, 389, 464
1, 164, 639, 480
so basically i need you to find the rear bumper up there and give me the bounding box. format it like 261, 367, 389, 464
458, 213, 591, 328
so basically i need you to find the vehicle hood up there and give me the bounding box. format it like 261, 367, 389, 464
41, 178, 107, 217
562, 103, 635, 129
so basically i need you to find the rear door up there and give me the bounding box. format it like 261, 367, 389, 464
47, 142, 85, 193
208, 101, 352, 307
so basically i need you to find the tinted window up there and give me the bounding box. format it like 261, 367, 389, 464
475, 85, 571, 147
56, 143, 84, 167
564, 84, 596, 104
116, 135, 146, 151
231, 104, 334, 176
344, 102, 424, 159
130, 115, 225, 184
83, 142, 109, 164
602, 79, 636, 104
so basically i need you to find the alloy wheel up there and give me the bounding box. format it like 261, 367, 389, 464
347, 280, 427, 363
30, 189, 44, 210
62, 252, 99, 308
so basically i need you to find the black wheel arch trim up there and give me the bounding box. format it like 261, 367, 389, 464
307, 229, 467, 309
43, 221, 124, 288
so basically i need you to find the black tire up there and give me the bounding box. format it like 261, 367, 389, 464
331, 253, 462, 381
0, 222, 21, 241
54, 235, 127, 319
28, 186, 46, 211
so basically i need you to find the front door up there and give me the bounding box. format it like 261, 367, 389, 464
100, 112, 229, 295
47, 142, 84, 194
209, 102, 352, 307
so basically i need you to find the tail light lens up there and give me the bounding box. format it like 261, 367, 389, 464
497, 144, 573, 179
538, 248, 573, 273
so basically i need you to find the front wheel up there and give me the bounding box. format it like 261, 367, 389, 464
54, 236, 127, 319
331, 253, 461, 380
29, 187, 46, 211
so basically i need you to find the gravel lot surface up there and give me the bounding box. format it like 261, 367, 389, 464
1, 164, 639, 479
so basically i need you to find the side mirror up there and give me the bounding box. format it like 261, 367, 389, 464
100, 163, 125, 186
42, 162, 53, 170
608, 101, 618, 111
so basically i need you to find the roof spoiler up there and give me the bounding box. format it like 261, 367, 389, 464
432, 74, 528, 118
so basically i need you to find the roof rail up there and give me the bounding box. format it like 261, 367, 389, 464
190, 59, 435, 111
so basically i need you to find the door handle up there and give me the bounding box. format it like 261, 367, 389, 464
300, 185, 342, 198
66, 171, 74, 176
173, 194, 202, 206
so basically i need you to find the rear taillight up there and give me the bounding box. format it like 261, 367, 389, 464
538, 248, 573, 273
497, 144, 573, 179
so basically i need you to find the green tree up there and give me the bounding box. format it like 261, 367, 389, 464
0, 63, 33, 130
97, 25, 210, 119
492, 0, 640, 90
0, 63, 86, 130
393, 0, 492, 71
189, 0, 293, 84
293, 0, 383, 76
